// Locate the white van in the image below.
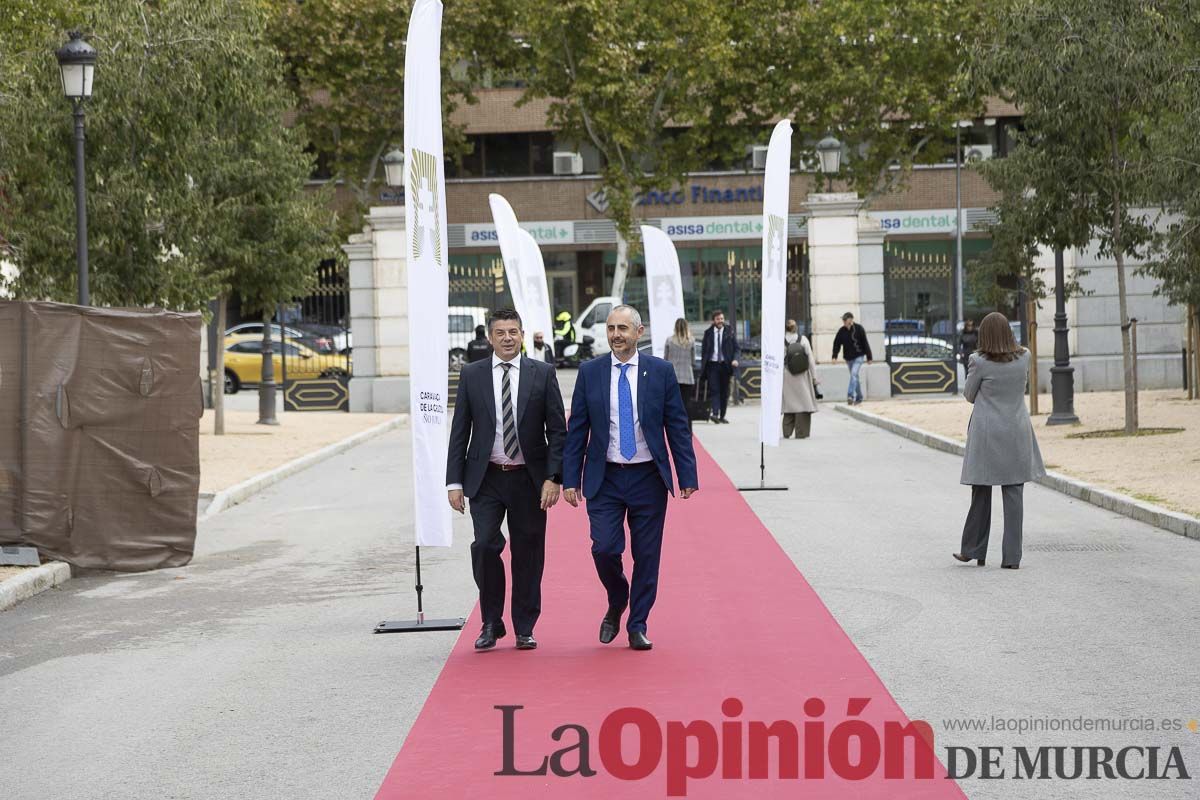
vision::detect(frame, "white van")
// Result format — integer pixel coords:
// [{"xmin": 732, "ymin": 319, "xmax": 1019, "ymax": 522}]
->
[{"xmin": 573, "ymin": 296, "xmax": 626, "ymax": 355}]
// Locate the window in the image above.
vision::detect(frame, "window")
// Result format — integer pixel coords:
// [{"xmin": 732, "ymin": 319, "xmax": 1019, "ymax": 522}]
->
[
  {"xmin": 447, "ymin": 132, "xmax": 558, "ymax": 178},
  {"xmin": 228, "ymin": 341, "xmax": 260, "ymax": 354},
  {"xmin": 484, "ymin": 133, "xmax": 531, "ymax": 177},
  {"xmin": 448, "ymin": 314, "xmax": 475, "ymax": 333}
]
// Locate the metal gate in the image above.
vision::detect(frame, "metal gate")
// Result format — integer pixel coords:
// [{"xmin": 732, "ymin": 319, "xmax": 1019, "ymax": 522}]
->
[
  {"xmin": 281, "ymin": 261, "xmax": 352, "ymax": 411},
  {"xmin": 448, "ymin": 259, "xmax": 509, "ymax": 371},
  {"xmin": 883, "ymin": 244, "xmax": 959, "ymax": 396}
]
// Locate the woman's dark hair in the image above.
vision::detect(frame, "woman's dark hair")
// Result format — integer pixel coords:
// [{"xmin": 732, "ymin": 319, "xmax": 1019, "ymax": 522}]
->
[
  {"xmin": 976, "ymin": 311, "xmax": 1023, "ymax": 362},
  {"xmin": 487, "ymin": 308, "xmax": 523, "ymax": 332}
]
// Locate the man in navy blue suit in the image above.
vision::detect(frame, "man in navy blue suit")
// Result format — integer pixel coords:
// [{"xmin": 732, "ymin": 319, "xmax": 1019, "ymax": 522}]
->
[{"xmin": 562, "ymin": 305, "xmax": 698, "ymax": 651}]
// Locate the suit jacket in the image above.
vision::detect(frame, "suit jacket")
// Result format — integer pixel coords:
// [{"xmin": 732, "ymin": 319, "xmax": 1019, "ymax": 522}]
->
[
  {"xmin": 446, "ymin": 356, "xmax": 566, "ymax": 498},
  {"xmin": 562, "ymin": 354, "xmax": 698, "ymax": 499},
  {"xmin": 700, "ymin": 324, "xmax": 740, "ymax": 377}
]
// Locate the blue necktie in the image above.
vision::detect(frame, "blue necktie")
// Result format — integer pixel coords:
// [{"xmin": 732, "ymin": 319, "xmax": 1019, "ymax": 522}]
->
[{"xmin": 618, "ymin": 363, "xmax": 636, "ymax": 460}]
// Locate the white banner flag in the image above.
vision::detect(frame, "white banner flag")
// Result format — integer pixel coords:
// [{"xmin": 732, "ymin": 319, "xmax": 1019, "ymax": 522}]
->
[
  {"xmin": 759, "ymin": 119, "xmax": 792, "ymax": 447},
  {"xmin": 640, "ymin": 225, "xmax": 686, "ymax": 358},
  {"xmin": 489, "ymin": 194, "xmax": 552, "ymax": 355},
  {"xmin": 517, "ymin": 229, "xmax": 554, "ymax": 357},
  {"xmin": 404, "ymin": 0, "xmax": 452, "ymax": 547}
]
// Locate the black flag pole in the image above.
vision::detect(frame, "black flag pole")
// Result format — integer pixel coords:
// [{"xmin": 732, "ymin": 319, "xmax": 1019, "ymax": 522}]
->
[
  {"xmin": 375, "ymin": 545, "xmax": 465, "ymax": 634},
  {"xmin": 737, "ymin": 442, "xmax": 789, "ymax": 492}
]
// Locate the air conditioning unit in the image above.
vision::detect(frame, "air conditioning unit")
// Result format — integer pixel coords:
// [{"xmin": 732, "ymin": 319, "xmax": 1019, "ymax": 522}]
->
[
  {"xmin": 553, "ymin": 151, "xmax": 584, "ymax": 175},
  {"xmin": 751, "ymin": 145, "xmax": 770, "ymax": 170},
  {"xmin": 965, "ymin": 145, "xmax": 994, "ymax": 162}
]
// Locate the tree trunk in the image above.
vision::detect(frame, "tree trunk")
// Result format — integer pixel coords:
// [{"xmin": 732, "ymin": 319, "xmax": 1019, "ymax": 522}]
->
[
  {"xmin": 213, "ymin": 294, "xmax": 226, "ymax": 436},
  {"xmin": 1110, "ymin": 129, "xmax": 1137, "ymax": 434},
  {"xmin": 610, "ymin": 230, "xmax": 629, "ymax": 300}
]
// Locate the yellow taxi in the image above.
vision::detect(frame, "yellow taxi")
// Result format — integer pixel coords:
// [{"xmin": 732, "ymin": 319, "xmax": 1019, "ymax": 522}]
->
[{"xmin": 222, "ymin": 334, "xmax": 325, "ymax": 394}]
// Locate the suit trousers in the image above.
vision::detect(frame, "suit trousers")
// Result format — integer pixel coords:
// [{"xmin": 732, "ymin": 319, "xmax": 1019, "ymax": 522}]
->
[
  {"xmin": 960, "ymin": 484, "xmax": 1024, "ymax": 566},
  {"xmin": 585, "ymin": 461, "xmax": 668, "ymax": 634},
  {"xmin": 706, "ymin": 363, "xmax": 732, "ymax": 419},
  {"xmin": 469, "ymin": 466, "xmax": 547, "ymax": 635}
]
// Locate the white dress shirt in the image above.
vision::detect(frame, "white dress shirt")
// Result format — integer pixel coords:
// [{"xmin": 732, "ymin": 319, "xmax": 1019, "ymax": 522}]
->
[
  {"xmin": 607, "ymin": 352, "xmax": 652, "ymax": 464},
  {"xmin": 710, "ymin": 326, "xmax": 724, "ymax": 362},
  {"xmin": 488, "ymin": 354, "xmax": 525, "ymax": 466},
  {"xmin": 447, "ymin": 354, "xmax": 523, "ymax": 492}
]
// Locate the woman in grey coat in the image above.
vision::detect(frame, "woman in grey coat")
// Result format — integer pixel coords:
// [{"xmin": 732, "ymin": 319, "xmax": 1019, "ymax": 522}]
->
[
  {"xmin": 954, "ymin": 312, "xmax": 1045, "ymax": 569},
  {"xmin": 663, "ymin": 317, "xmax": 695, "ymax": 429},
  {"xmin": 781, "ymin": 320, "xmax": 819, "ymax": 438}
]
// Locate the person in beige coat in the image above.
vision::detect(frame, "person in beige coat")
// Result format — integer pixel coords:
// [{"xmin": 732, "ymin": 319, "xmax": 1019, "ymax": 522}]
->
[
  {"xmin": 781, "ymin": 320, "xmax": 819, "ymax": 438},
  {"xmin": 953, "ymin": 312, "xmax": 1045, "ymax": 570}
]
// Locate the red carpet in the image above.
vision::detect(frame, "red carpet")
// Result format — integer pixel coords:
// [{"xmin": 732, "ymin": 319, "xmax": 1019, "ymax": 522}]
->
[{"xmin": 376, "ymin": 440, "xmax": 966, "ymax": 799}]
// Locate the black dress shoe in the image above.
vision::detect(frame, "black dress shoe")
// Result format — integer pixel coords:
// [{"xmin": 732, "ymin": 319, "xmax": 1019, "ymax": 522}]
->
[
  {"xmin": 952, "ymin": 553, "xmax": 985, "ymax": 566},
  {"xmin": 709, "ymin": 415, "xmax": 721, "ymax": 424},
  {"xmin": 474, "ymin": 621, "xmax": 507, "ymax": 650},
  {"xmin": 628, "ymin": 631, "xmax": 653, "ymax": 651},
  {"xmin": 599, "ymin": 607, "xmax": 624, "ymax": 644},
  {"xmin": 718, "ymin": 417, "xmax": 730, "ymax": 424},
  {"xmin": 515, "ymin": 634, "xmax": 538, "ymax": 650},
  {"xmin": 1001, "ymin": 564, "xmax": 1020, "ymax": 570}
]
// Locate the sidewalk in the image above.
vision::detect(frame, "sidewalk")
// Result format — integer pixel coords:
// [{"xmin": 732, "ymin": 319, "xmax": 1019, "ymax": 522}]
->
[{"xmin": 857, "ymin": 389, "xmax": 1200, "ymax": 518}]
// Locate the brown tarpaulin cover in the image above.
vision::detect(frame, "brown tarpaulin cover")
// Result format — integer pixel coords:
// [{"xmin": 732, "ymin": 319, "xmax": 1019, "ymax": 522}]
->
[{"xmin": 0, "ymin": 301, "xmax": 202, "ymax": 571}]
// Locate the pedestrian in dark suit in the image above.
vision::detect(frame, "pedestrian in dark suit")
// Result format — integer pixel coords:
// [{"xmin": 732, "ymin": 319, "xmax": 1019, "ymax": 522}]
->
[
  {"xmin": 447, "ymin": 309, "xmax": 567, "ymax": 651},
  {"xmin": 562, "ymin": 305, "xmax": 698, "ymax": 651},
  {"xmin": 699, "ymin": 309, "xmax": 739, "ymax": 423}
]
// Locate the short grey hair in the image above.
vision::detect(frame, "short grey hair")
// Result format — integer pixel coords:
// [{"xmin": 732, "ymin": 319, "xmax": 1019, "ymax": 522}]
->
[{"xmin": 609, "ymin": 304, "xmax": 643, "ymax": 328}]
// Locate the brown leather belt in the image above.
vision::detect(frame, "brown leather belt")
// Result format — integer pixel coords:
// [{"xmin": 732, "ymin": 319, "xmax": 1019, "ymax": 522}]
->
[{"xmin": 488, "ymin": 462, "xmax": 524, "ymax": 472}]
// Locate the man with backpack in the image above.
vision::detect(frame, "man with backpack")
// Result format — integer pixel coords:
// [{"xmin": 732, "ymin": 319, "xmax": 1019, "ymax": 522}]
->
[{"xmin": 782, "ymin": 319, "xmax": 820, "ymax": 439}]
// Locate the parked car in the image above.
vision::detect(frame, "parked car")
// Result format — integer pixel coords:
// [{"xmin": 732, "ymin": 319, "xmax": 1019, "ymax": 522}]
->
[
  {"xmin": 225, "ymin": 322, "xmax": 339, "ymax": 355},
  {"xmin": 448, "ymin": 305, "xmax": 489, "ymax": 371},
  {"xmin": 291, "ymin": 322, "xmax": 352, "ymax": 354},
  {"xmin": 222, "ymin": 334, "xmax": 325, "ymax": 394},
  {"xmin": 884, "ymin": 335, "xmax": 957, "ymax": 362}
]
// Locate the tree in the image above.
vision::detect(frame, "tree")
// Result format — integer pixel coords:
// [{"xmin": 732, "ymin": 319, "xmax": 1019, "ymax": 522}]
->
[
  {"xmin": 970, "ymin": 0, "xmax": 1195, "ymax": 434},
  {"xmin": 752, "ymin": 0, "xmax": 987, "ymax": 202},
  {"xmin": 0, "ymin": 0, "xmax": 342, "ymax": 433},
  {"xmin": 264, "ymin": 0, "xmax": 521, "ymax": 234},
  {"xmin": 515, "ymin": 0, "xmax": 752, "ymax": 296}
]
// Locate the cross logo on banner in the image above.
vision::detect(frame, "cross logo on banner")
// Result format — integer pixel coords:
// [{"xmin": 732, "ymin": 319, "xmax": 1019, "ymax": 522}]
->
[{"xmin": 409, "ymin": 148, "xmax": 443, "ymax": 267}]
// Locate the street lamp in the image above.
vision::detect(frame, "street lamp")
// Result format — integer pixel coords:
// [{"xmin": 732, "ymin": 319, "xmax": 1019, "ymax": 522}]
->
[
  {"xmin": 1047, "ymin": 246, "xmax": 1080, "ymax": 425},
  {"xmin": 56, "ymin": 31, "xmax": 97, "ymax": 306},
  {"xmin": 383, "ymin": 148, "xmax": 405, "ymax": 188},
  {"xmin": 816, "ymin": 134, "xmax": 842, "ymax": 192},
  {"xmin": 953, "ymin": 120, "xmax": 972, "ymax": 328}
]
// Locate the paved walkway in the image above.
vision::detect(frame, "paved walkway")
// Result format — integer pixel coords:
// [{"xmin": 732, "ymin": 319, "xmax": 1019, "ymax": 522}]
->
[{"xmin": 1, "ymin": 402, "xmax": 1197, "ymax": 799}]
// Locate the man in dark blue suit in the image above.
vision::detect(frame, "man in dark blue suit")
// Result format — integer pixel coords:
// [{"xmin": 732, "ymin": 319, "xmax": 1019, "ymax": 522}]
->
[{"xmin": 563, "ymin": 305, "xmax": 698, "ymax": 651}]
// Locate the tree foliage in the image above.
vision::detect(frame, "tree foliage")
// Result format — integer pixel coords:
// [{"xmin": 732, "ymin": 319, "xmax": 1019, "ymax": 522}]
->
[
  {"xmin": 970, "ymin": 0, "xmax": 1198, "ymax": 432},
  {"xmin": 753, "ymin": 0, "xmax": 986, "ymax": 200},
  {"xmin": 0, "ymin": 0, "xmax": 339, "ymax": 313},
  {"xmin": 264, "ymin": 0, "xmax": 521, "ymax": 231}
]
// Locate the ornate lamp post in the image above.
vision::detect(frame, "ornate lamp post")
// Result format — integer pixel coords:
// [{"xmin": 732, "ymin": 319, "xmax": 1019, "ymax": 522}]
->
[
  {"xmin": 816, "ymin": 134, "xmax": 842, "ymax": 192},
  {"xmin": 383, "ymin": 148, "xmax": 405, "ymax": 190},
  {"xmin": 1047, "ymin": 246, "xmax": 1080, "ymax": 424},
  {"xmin": 55, "ymin": 31, "xmax": 97, "ymax": 306}
]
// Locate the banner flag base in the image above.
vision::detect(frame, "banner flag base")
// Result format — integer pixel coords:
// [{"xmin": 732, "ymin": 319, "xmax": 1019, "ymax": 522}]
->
[
  {"xmin": 737, "ymin": 443, "xmax": 790, "ymax": 493},
  {"xmin": 375, "ymin": 617, "xmax": 465, "ymax": 634},
  {"xmin": 373, "ymin": 545, "xmax": 465, "ymax": 635}
]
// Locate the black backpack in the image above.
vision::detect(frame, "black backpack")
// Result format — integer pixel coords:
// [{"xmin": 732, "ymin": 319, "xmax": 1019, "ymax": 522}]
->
[{"xmin": 785, "ymin": 341, "xmax": 809, "ymax": 375}]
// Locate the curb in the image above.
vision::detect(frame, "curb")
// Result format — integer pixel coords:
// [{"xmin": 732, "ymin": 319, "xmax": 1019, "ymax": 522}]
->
[
  {"xmin": 0, "ymin": 562, "xmax": 72, "ymax": 613},
  {"xmin": 202, "ymin": 414, "xmax": 408, "ymax": 520},
  {"xmin": 835, "ymin": 403, "xmax": 1200, "ymax": 542}
]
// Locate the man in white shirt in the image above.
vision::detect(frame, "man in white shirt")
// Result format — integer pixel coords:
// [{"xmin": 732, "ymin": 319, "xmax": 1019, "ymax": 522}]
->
[
  {"xmin": 446, "ymin": 309, "xmax": 566, "ymax": 651},
  {"xmin": 562, "ymin": 305, "xmax": 698, "ymax": 651}
]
